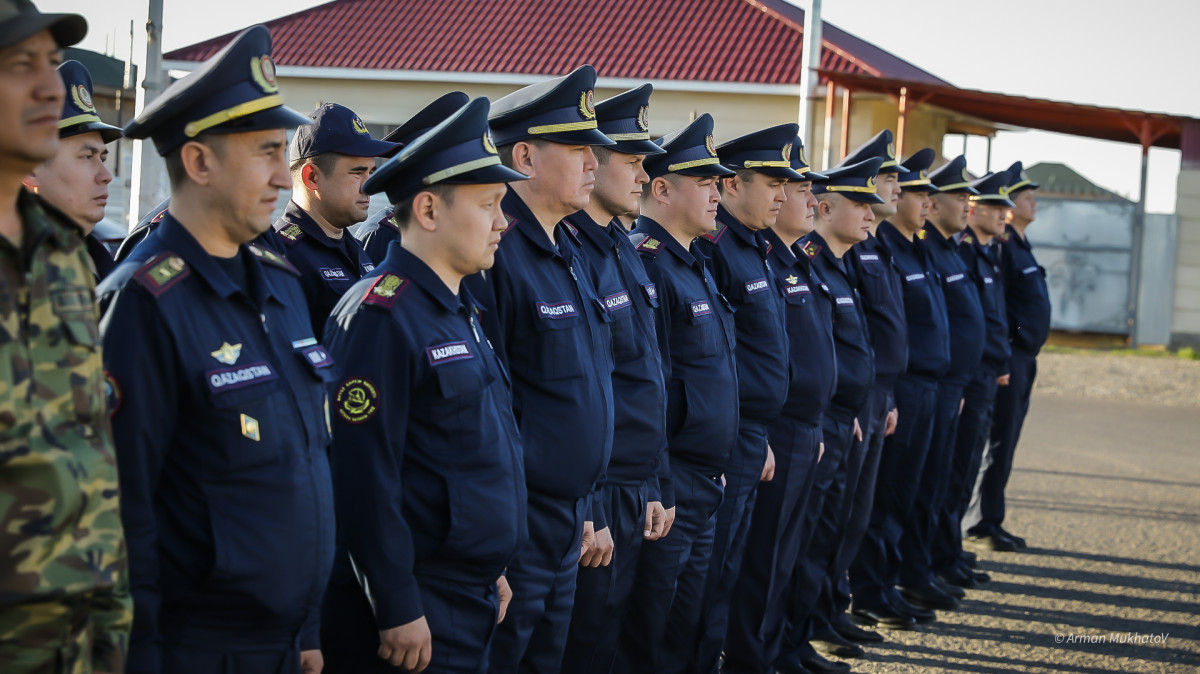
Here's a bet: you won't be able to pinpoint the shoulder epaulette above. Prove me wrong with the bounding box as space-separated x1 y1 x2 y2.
276 223 305 245
133 251 190 296
700 221 726 243
361 273 408 308
632 233 663 256
248 244 299 275
501 213 518 238
802 240 821 259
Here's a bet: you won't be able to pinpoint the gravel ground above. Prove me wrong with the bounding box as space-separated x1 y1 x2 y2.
1034 351 1200 407
832 354 1200 673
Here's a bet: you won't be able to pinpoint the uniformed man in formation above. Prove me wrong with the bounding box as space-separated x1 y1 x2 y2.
1 2 130 671
2 5 1061 667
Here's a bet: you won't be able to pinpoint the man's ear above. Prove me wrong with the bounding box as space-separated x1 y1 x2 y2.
651 176 671 203
411 191 438 232
510 141 536 178
300 163 321 191
180 141 219 187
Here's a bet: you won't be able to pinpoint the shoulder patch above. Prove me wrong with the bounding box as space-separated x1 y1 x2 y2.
133 252 190 296
248 244 299 274
802 241 821 259
277 223 305 243
634 234 663 255
700 221 726 243
362 273 408 308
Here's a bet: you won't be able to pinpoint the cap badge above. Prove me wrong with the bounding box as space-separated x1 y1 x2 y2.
797 145 808 165
72 84 95 112
919 170 928 180
782 142 793 162
636 105 650 131
998 184 1011 196
886 141 896 159
483 132 497 155
352 115 369 135
866 176 878 190
580 90 596 120
705 134 717 157
251 55 278 94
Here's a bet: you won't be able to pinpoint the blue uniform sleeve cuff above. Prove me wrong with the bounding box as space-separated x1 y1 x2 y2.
371 578 425 631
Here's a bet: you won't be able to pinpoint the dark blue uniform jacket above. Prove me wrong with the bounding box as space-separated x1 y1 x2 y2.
98 215 335 669
565 210 667 502
846 232 908 388
799 230 874 416
958 228 1011 374
695 206 788 425
354 206 400 265
322 243 527 630
630 216 738 504
921 223 985 384
466 189 614 516
998 224 1052 355
267 201 375 336
763 227 837 426
876 221 951 379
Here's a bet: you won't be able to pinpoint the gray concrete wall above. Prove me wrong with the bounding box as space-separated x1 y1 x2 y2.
1171 168 1200 348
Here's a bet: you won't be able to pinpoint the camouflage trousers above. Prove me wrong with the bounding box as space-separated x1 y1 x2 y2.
0 596 94 674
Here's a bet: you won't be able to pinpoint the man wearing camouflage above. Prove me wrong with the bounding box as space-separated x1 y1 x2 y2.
0 1 131 672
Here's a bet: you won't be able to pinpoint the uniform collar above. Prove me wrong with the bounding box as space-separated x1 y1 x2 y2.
876 220 915 252
921 221 955 250
156 213 282 306
16 190 80 253
1005 223 1032 250
278 200 348 251
715 205 762 248
761 226 799 269
379 242 462 314
634 215 700 267
565 209 617 253
503 187 572 259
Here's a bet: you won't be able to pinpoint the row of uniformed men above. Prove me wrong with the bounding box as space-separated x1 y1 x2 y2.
0 8 1051 673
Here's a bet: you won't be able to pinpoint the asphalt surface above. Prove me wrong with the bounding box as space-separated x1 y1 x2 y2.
838 392 1200 673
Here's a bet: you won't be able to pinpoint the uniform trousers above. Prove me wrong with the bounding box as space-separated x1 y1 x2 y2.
899 380 966 587
722 419 822 674
965 349 1037 536
693 420 769 674
616 460 723 674
561 481 649 674
848 375 938 608
489 491 587 674
932 367 998 572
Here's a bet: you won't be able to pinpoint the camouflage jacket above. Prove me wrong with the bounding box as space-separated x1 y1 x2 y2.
0 190 131 670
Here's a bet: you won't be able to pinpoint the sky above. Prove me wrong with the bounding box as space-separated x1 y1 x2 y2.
40 0 1199 213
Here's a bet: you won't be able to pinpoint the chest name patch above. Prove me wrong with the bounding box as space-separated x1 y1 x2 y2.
1022 266 1039 275
946 273 965 283
785 283 811 296
858 253 880 262
320 267 348 280
905 273 926 282
427 340 474 366
206 362 277 393
537 301 578 319
835 296 855 307
984 277 995 285
690 300 713 317
745 278 769 294
603 291 632 313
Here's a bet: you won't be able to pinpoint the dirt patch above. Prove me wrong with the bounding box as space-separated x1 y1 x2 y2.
1033 352 1200 408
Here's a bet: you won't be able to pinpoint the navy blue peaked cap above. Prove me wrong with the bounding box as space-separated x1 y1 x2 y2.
594 84 664 156
897 148 938 192
0 0 86 50
58 60 122 143
837 129 907 174
787 135 826 181
124 25 311 155
489 65 614 146
717 123 806 180
642 114 735 180
928 155 979 194
381 91 469 146
363 97 528 205
1004 161 1039 193
290 103 399 161
812 157 886 204
970 170 1015 206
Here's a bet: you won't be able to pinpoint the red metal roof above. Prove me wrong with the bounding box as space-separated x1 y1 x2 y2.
164 0 948 86
818 69 1194 150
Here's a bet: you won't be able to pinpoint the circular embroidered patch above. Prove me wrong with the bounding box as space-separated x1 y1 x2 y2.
104 371 121 417
335 377 379 424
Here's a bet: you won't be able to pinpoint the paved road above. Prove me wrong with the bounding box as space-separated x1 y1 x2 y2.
842 392 1200 673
